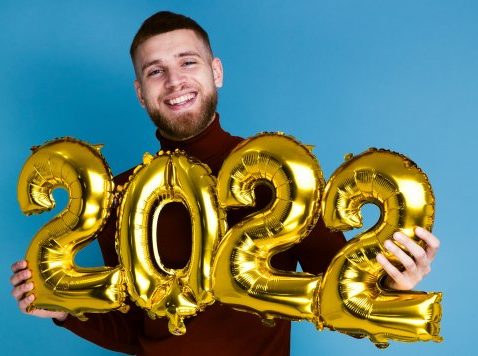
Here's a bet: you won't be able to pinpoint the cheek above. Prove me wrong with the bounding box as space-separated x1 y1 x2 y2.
143 86 162 103
198 75 217 92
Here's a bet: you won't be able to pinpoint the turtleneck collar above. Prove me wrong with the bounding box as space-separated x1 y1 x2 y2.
155 114 241 167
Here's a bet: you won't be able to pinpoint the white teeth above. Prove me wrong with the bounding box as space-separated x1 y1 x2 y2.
167 93 195 105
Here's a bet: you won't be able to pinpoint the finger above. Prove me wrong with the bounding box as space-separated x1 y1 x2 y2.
11 260 27 273
393 233 428 269
9 268 31 287
28 309 52 318
18 294 35 313
384 238 418 273
415 226 440 260
11 282 34 301
28 308 67 320
376 253 406 287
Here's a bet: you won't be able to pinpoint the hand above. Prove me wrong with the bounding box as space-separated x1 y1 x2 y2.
376 227 440 290
10 260 68 321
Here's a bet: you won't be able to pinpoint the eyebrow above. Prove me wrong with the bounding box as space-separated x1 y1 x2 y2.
141 51 202 73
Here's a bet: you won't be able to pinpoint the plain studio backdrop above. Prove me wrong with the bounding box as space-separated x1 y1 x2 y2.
1 1 476 355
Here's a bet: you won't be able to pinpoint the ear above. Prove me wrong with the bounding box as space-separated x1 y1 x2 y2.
212 57 224 88
134 80 145 107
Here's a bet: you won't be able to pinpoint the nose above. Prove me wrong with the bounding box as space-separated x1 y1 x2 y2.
165 69 186 90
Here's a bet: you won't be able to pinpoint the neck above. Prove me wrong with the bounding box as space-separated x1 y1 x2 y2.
155 113 242 175
157 114 216 142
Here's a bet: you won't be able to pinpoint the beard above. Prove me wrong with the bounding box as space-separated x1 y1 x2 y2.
146 90 218 141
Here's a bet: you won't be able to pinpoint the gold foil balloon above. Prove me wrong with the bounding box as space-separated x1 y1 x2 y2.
318 148 442 347
212 133 323 323
117 150 225 335
17 137 127 320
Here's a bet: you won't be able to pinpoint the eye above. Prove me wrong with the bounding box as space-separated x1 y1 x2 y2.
147 68 164 77
182 60 197 67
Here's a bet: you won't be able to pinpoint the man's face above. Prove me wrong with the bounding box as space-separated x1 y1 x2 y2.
133 29 223 141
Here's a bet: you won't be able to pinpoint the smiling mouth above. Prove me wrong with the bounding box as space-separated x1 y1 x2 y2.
165 92 197 107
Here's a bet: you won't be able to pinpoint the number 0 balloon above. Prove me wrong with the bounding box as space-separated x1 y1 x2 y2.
117 150 225 335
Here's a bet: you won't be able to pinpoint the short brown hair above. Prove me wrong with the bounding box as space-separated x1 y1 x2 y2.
130 11 212 61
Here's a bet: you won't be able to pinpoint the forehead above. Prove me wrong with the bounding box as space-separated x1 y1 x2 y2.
134 29 210 64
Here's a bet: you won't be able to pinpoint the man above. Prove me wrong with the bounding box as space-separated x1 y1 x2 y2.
10 11 440 355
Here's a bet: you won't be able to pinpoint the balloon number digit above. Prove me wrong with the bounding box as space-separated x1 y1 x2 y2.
117 151 224 335
212 133 323 322
18 138 442 345
318 149 441 346
17 138 127 319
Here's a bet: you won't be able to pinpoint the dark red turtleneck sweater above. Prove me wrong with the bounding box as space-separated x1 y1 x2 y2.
54 116 346 356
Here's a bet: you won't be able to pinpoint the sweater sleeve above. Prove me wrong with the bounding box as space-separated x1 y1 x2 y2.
53 306 142 355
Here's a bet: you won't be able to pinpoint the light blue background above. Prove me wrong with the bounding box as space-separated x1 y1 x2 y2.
1 1 476 355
